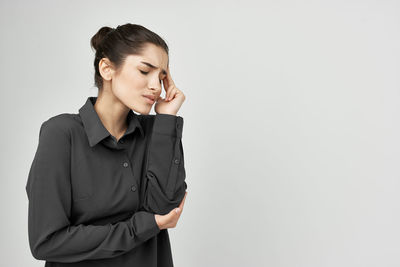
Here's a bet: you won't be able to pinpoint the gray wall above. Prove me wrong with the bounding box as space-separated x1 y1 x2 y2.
1 0 399 266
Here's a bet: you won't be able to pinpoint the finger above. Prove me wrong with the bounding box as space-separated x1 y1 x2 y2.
168 87 178 101
166 87 174 101
165 87 173 101
165 86 172 101
165 66 175 88
165 81 175 100
170 206 180 216
179 192 187 209
162 76 169 95
174 192 187 214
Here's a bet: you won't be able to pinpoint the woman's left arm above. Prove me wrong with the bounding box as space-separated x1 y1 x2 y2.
140 113 187 215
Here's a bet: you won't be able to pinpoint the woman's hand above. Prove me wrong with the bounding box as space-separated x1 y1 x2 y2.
154 66 185 116
154 191 187 230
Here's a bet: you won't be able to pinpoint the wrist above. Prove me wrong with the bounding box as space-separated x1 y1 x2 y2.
156 112 177 116
154 214 163 230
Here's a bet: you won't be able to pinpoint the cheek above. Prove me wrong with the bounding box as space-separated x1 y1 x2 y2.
127 71 147 91
113 72 145 96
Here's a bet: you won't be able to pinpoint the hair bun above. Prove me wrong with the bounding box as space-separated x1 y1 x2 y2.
90 26 114 52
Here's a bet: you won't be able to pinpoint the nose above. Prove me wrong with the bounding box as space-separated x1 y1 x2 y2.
149 82 161 94
149 88 161 99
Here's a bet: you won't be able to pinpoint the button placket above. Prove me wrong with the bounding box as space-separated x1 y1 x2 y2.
121 151 138 195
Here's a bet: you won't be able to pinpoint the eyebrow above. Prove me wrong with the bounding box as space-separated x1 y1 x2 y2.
140 61 167 76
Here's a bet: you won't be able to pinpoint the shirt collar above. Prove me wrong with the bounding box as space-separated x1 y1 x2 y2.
78 96 144 147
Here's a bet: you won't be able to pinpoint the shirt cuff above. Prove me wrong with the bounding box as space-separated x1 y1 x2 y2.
130 211 161 241
153 113 184 137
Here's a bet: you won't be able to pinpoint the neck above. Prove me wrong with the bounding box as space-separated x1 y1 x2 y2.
94 90 129 141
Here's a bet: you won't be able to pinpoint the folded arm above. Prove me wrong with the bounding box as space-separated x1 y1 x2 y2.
140 114 187 215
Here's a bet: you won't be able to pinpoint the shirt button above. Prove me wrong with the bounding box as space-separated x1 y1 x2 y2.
123 162 129 168
174 158 180 164
131 185 137 192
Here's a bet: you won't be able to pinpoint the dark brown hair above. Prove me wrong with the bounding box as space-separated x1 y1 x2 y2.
90 23 169 90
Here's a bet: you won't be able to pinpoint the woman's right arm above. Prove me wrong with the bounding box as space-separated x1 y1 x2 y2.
25 119 160 263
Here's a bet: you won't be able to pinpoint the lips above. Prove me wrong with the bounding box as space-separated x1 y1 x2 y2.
143 94 155 101
143 94 155 104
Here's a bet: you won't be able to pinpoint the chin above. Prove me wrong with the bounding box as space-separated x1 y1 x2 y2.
130 104 152 115
139 109 151 115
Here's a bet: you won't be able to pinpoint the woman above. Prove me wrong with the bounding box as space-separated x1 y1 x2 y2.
25 23 188 267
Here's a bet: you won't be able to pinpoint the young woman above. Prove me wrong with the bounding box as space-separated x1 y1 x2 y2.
25 23 188 267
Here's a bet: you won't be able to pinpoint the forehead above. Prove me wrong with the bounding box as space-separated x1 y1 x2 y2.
125 44 168 70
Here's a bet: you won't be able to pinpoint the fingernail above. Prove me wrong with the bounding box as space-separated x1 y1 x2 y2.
175 208 180 213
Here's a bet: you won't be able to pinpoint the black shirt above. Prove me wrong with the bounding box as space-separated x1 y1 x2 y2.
25 96 187 267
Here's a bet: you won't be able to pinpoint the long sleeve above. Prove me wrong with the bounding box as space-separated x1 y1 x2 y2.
25 119 160 263
141 113 187 215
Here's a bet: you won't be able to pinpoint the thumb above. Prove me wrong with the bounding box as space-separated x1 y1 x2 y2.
166 207 180 217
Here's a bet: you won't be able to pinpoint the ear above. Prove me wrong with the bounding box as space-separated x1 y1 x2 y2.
99 58 115 82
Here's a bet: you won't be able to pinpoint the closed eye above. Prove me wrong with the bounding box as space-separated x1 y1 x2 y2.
140 70 162 83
